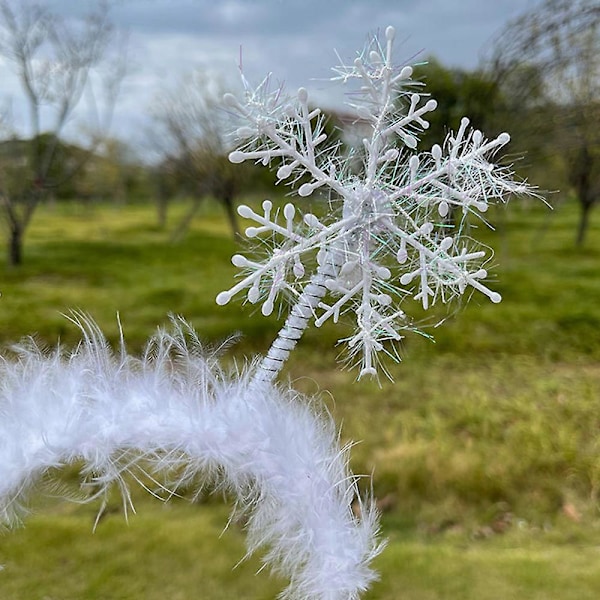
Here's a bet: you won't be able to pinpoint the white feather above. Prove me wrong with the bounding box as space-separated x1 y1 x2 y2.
0 315 383 599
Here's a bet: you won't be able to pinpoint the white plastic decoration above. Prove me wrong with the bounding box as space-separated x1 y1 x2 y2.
219 26 530 380
0 27 532 600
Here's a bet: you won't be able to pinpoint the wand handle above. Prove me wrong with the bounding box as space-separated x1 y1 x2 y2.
254 256 337 383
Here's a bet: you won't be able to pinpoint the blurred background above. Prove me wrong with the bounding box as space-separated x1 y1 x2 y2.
0 1 599 598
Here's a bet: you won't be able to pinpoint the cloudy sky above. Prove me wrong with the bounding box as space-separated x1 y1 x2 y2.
2 0 545 149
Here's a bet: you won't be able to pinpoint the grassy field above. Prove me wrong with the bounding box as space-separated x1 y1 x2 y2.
0 196 599 598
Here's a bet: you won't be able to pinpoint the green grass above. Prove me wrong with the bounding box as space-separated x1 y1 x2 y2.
0 196 599 598
4 504 600 599
1 501 284 600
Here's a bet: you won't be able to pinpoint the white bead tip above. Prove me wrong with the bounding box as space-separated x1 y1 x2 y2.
215 291 232 306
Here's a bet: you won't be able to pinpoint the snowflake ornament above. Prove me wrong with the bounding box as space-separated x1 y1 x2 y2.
218 26 531 381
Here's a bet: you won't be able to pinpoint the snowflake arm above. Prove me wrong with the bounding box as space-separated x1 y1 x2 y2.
216 200 359 317
224 85 346 198
389 122 517 211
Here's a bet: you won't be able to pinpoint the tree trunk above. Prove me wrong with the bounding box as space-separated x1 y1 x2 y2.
156 194 169 230
170 196 203 242
572 144 594 247
576 198 594 247
8 224 23 267
222 193 241 240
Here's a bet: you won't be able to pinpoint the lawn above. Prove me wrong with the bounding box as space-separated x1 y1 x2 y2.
0 196 599 598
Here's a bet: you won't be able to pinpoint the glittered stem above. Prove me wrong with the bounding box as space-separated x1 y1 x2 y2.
253 255 338 384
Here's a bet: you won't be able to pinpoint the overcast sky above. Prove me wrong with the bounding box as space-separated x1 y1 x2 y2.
2 0 546 150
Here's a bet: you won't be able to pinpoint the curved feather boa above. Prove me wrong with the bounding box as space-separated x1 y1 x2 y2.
0 316 382 599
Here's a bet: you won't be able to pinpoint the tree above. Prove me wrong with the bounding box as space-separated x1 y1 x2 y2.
75 138 151 204
486 0 600 245
150 70 252 239
0 0 125 265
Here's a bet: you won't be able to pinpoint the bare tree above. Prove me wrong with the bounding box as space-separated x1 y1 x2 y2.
0 0 125 265
486 0 600 245
150 70 246 240
557 26 600 245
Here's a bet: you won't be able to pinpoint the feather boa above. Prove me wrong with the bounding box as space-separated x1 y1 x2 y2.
0 315 382 599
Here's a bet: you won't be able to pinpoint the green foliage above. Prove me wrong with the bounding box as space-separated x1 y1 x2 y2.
0 134 87 199
0 197 599 597
412 58 503 149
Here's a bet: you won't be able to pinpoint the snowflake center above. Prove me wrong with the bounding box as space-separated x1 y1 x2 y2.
343 185 391 226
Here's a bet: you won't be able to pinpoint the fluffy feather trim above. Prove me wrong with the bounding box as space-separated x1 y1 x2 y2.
0 315 383 599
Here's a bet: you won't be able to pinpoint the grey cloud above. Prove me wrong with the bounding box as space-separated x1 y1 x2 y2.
43 0 544 70
15 0 547 145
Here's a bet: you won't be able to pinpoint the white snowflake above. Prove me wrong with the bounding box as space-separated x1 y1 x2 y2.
217 26 533 381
